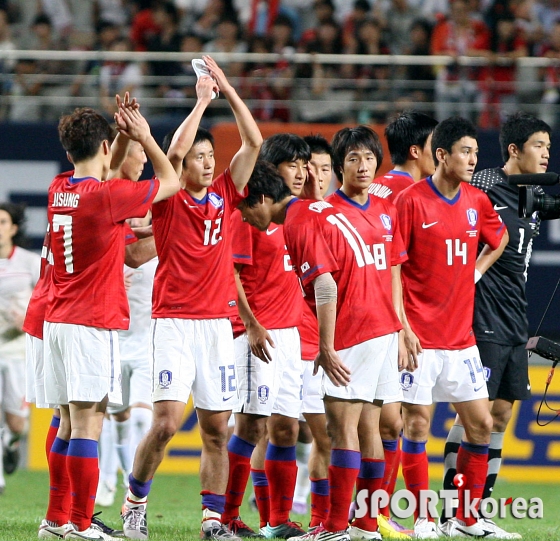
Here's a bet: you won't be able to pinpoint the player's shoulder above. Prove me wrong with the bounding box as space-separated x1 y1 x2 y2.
13 246 41 265
471 167 506 192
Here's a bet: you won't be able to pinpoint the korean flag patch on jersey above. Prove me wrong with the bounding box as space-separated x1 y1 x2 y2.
208 192 224 209
380 213 392 231
466 208 478 228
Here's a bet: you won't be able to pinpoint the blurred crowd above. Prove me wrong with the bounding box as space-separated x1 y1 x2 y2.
2 0 560 127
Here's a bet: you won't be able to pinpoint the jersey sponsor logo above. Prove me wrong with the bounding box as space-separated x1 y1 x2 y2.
266 227 279 235
208 192 224 209
400 372 414 390
228 300 237 307
368 183 392 199
380 213 392 231
422 221 438 229
257 385 270 404
494 204 508 211
474 384 485 392
467 208 478 228
52 192 80 208
159 370 172 389
184 199 198 208
309 201 333 213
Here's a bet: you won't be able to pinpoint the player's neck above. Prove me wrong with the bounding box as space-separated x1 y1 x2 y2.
184 184 207 200
393 163 421 182
0 243 13 259
73 162 104 182
502 161 522 176
272 196 295 224
340 185 368 205
431 170 461 199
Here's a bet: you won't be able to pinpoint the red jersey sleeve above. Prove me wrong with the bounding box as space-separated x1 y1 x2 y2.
123 222 138 246
231 209 253 266
108 177 159 224
390 211 408 265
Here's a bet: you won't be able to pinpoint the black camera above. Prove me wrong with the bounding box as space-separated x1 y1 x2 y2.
508 172 560 218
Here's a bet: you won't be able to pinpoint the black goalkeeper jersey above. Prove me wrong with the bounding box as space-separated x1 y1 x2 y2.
471 167 541 345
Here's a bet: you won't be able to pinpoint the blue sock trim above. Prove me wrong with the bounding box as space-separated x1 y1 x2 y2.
311 478 329 496
331 449 361 469
202 493 226 514
67 438 97 458
382 439 398 452
129 474 153 499
265 443 296 462
402 437 426 455
228 435 255 458
51 437 69 456
51 416 61 428
251 470 268 487
461 441 489 455
358 459 385 479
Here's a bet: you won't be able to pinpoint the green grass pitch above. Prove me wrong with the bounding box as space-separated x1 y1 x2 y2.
1 471 559 540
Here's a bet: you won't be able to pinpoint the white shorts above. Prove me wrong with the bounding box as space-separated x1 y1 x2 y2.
301 361 325 414
323 333 400 402
25 334 54 409
399 345 489 405
151 318 239 411
0 356 28 417
44 322 122 408
234 327 303 418
108 356 152 414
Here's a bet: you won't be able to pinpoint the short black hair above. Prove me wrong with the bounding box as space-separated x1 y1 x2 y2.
241 160 293 208
0 202 28 247
499 112 551 163
385 111 438 165
162 126 214 155
304 133 332 159
331 125 383 182
259 133 311 166
431 116 477 163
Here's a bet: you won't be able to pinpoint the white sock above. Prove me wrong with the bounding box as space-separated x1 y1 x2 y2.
129 407 153 456
293 441 312 504
98 418 118 487
115 419 132 479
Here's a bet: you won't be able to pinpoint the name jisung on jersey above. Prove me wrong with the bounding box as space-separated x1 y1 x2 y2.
52 193 80 208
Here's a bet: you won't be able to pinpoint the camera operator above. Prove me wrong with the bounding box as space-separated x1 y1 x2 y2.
441 113 554 530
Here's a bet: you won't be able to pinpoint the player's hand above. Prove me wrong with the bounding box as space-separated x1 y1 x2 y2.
196 76 219 103
403 326 422 371
314 347 351 387
397 330 408 372
115 102 151 144
115 91 139 111
9 307 25 332
301 163 323 200
124 270 134 292
203 55 231 94
247 322 275 363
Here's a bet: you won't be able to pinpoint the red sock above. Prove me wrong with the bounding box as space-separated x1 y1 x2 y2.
380 439 400 517
67 439 99 531
265 444 297 526
251 469 270 527
401 438 429 521
45 438 71 526
310 478 329 528
352 459 385 532
223 436 254 523
324 449 360 533
45 415 60 459
455 443 489 527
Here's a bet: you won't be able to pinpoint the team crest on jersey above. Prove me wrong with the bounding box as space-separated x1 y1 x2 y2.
400 372 414 390
257 385 270 404
228 299 237 307
466 208 478 228
159 370 172 389
379 214 392 231
208 192 224 209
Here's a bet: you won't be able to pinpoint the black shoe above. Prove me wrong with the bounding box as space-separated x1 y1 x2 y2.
227 517 264 538
3 441 20 475
92 512 125 538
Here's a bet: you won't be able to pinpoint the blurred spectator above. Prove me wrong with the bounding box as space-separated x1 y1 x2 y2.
185 0 239 42
37 0 73 42
478 13 527 127
203 16 247 78
341 0 371 49
300 0 336 47
99 37 143 116
147 1 182 78
531 0 560 35
0 7 15 75
269 13 297 54
540 20 560 126
93 0 129 28
430 0 491 121
130 0 161 51
380 0 422 54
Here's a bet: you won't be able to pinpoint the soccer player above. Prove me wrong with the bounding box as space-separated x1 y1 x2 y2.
394 117 511 539
369 111 438 202
367 111 438 538
0 202 40 492
441 113 555 532
39 99 180 541
121 56 262 541
239 143 404 541
224 133 310 539
324 125 409 541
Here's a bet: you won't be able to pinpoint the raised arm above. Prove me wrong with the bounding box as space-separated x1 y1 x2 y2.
204 55 263 193
115 98 180 203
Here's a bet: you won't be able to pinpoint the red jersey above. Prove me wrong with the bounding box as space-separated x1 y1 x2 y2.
395 176 505 350
300 302 319 361
369 170 415 202
283 198 403 351
24 220 138 340
151 170 244 319
46 172 156 330
230 209 303 337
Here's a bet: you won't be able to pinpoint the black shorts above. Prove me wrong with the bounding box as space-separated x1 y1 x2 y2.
477 341 531 401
